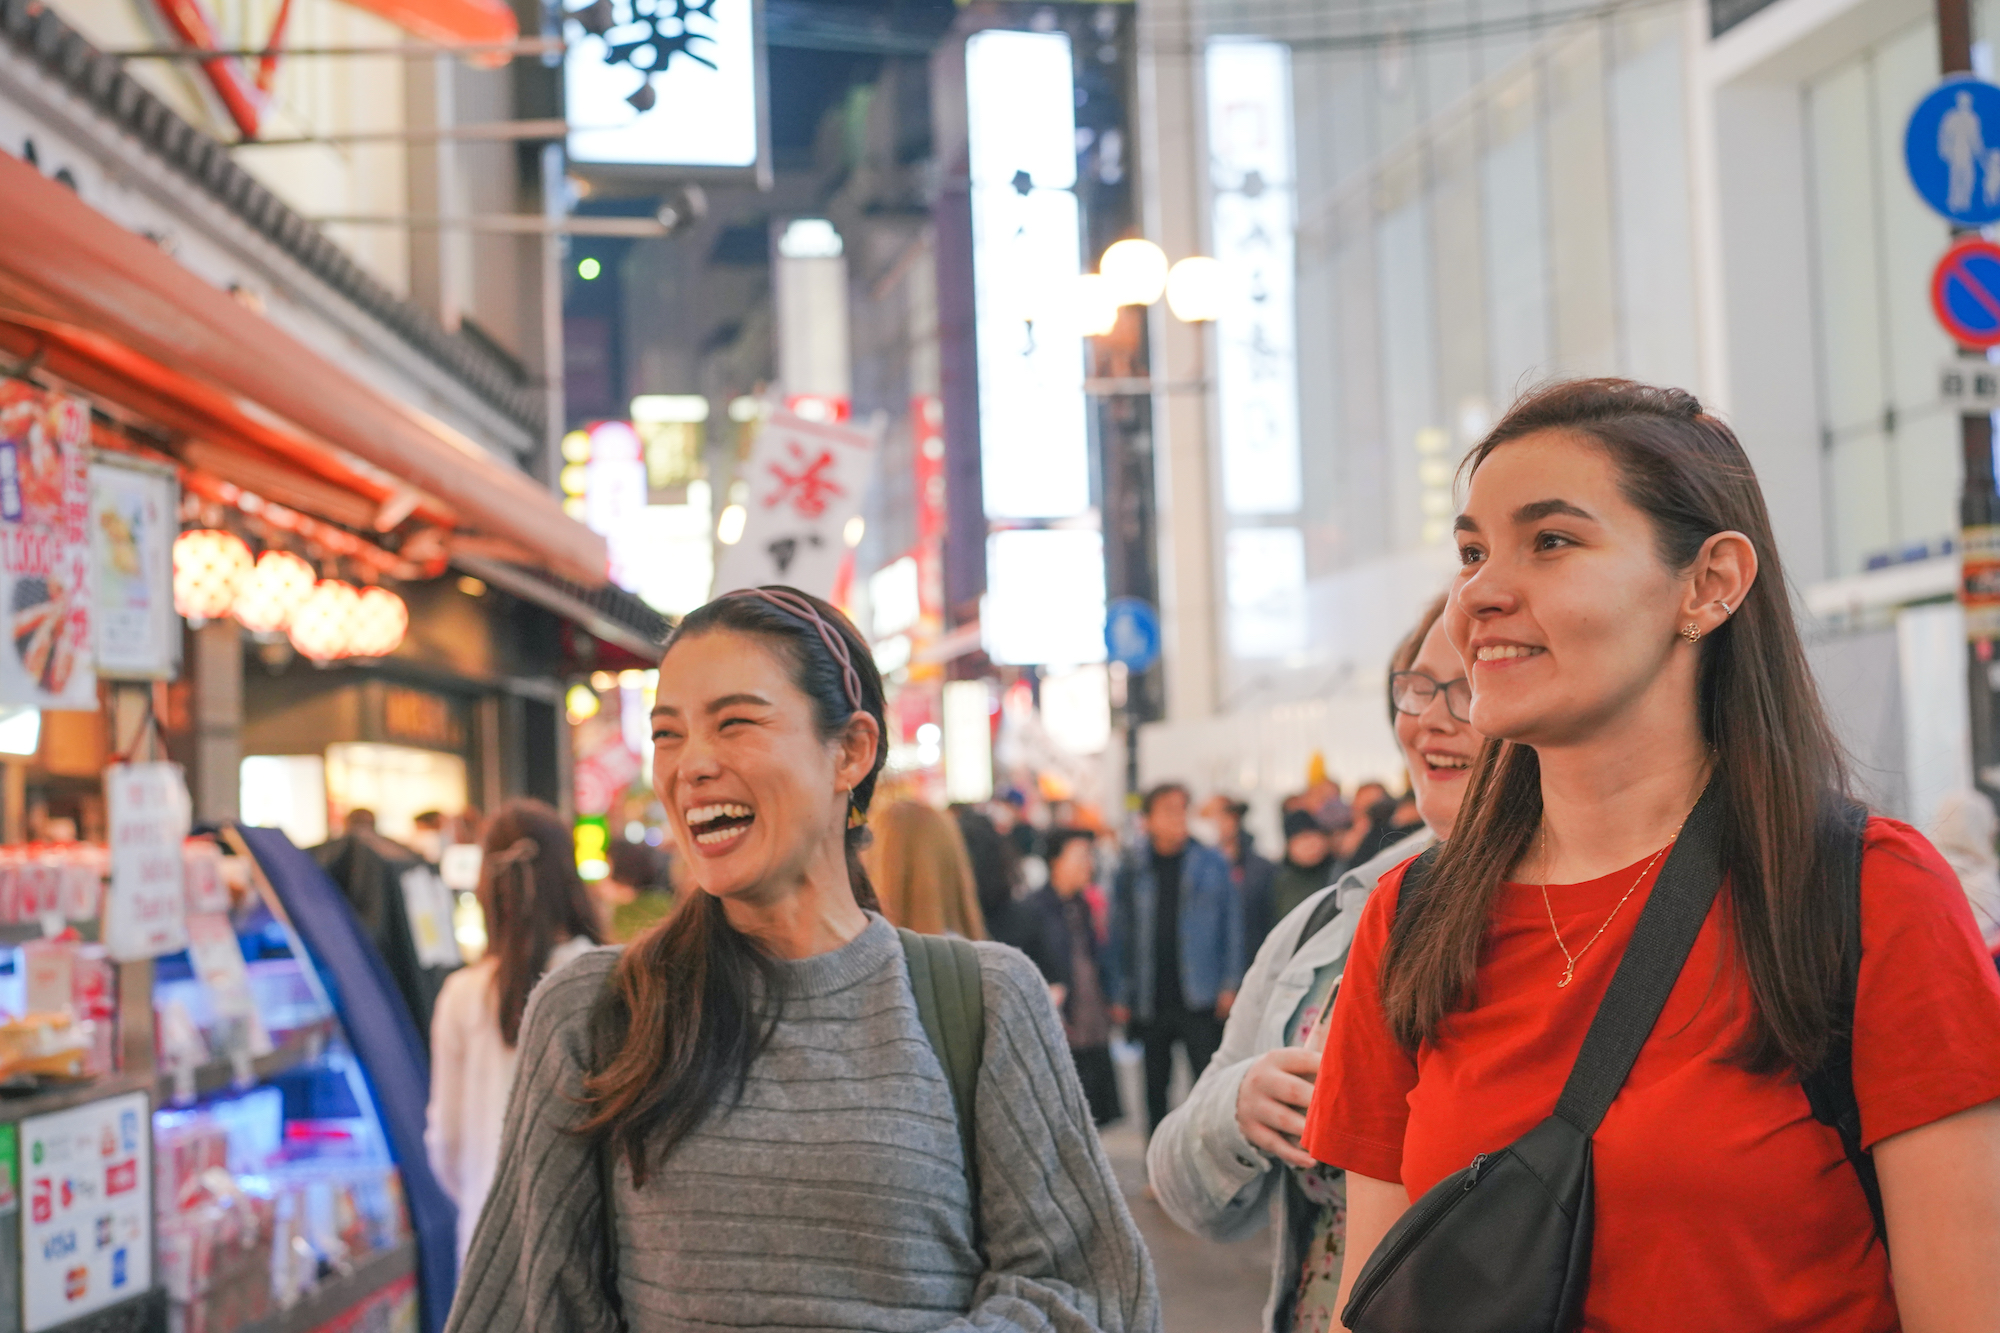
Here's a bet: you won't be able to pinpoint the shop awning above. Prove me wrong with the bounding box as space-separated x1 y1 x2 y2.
0 153 606 586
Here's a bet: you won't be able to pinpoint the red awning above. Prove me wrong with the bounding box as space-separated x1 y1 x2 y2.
0 153 605 586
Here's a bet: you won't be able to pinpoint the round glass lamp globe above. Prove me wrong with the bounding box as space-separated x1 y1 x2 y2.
349 587 409 659
172 530 253 621
1165 256 1227 323
233 550 316 635
1074 274 1121 337
1099 238 1169 307
289 580 361 662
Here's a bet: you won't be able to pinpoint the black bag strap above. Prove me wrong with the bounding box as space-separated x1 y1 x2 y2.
1553 779 1728 1134
1291 889 1346 959
1799 803 1886 1247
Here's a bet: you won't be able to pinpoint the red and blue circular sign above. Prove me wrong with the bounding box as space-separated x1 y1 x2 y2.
1932 238 2000 348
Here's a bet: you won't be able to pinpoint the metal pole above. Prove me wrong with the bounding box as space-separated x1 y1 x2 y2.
1940 0 2000 794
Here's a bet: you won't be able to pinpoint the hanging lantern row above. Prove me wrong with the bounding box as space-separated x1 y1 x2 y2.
172 531 409 661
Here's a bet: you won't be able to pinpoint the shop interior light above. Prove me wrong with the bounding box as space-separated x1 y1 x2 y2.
566 683 601 722
0 707 40 758
717 503 747 545
562 497 586 519
348 587 409 659
1164 255 1227 324
289 579 361 662
844 516 866 548
578 256 602 280
1099 238 1169 307
559 464 590 497
173 529 254 621
630 394 711 424
1074 274 1121 337
561 431 593 464
727 396 762 423
231 550 316 635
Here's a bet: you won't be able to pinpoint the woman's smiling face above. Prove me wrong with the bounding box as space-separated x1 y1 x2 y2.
650 628 872 905
1395 617 1478 838
1447 430 1692 749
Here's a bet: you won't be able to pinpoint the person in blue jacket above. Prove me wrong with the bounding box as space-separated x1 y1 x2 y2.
1108 782 1245 1137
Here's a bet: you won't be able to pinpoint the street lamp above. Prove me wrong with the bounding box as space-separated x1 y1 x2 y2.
1164 256 1225 324
1100 239 1169 307
1083 242 1223 337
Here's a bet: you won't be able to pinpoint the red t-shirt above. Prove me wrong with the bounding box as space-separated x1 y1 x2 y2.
1301 816 2000 1332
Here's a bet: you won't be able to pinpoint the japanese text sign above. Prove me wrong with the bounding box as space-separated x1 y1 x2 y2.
103 763 190 961
713 410 875 600
0 384 93 707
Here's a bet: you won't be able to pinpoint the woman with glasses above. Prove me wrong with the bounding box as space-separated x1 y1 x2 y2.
1144 592 1480 1332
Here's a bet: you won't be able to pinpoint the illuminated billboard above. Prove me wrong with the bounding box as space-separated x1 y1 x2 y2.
565 0 767 174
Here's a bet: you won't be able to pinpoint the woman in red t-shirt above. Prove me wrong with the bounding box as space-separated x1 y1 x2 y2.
1303 378 2000 1332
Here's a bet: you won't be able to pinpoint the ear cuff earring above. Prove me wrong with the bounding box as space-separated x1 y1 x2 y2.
1680 622 1703 643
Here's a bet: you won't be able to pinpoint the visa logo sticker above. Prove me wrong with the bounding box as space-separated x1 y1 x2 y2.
41 1229 75 1261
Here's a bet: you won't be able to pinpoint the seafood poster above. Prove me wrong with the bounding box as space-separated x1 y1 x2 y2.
88 460 176 680
0 384 93 708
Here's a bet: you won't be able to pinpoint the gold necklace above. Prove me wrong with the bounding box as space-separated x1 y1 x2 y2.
1536 821 1684 989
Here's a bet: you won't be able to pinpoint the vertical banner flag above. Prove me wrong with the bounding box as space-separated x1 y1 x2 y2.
0 385 93 707
103 762 191 961
713 410 875 600
89 460 177 680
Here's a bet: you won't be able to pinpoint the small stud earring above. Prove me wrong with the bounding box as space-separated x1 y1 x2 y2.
1680 622 1703 643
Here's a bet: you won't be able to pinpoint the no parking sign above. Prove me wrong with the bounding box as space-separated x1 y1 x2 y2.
1931 238 2000 348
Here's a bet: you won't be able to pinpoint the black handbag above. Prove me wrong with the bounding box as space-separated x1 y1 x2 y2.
1339 780 1728 1333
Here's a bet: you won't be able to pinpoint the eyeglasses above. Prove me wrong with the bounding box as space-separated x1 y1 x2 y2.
1390 671 1472 724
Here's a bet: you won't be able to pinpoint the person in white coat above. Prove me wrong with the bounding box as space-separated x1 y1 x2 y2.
426 799 604 1263
1146 596 1477 1332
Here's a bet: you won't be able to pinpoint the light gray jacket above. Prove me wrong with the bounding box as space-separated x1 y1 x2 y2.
1144 829 1434 1332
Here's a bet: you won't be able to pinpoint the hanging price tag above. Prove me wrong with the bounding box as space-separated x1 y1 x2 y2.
102 762 189 961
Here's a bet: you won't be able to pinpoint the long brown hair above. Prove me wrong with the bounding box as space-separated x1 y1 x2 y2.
1381 379 1852 1075
478 799 604 1047
865 801 988 939
580 588 888 1183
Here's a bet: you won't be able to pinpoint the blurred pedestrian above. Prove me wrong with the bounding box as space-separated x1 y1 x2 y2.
427 798 603 1264
955 804 1028 949
1018 827 1123 1125
593 840 675 943
1330 782 1389 871
865 799 988 939
1933 788 2000 948
1311 380 2000 1324
446 588 1158 1332
1148 592 1467 1329
1205 794 1277 957
1108 782 1244 1137
1270 809 1336 924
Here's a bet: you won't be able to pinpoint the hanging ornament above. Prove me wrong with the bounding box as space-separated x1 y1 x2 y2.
172 530 253 621
232 550 316 635
348 587 409 658
288 579 360 662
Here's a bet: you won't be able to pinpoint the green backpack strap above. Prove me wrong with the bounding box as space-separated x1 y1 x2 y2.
898 928 985 1217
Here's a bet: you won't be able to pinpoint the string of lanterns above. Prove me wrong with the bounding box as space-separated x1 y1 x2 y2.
171 530 409 661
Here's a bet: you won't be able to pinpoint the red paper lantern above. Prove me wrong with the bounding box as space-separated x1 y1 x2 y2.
348 587 408 658
288 580 360 662
172 530 253 621
232 550 316 635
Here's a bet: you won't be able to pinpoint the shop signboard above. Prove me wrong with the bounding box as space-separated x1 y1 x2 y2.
0 384 94 709
103 762 190 961
88 458 177 681
712 410 874 601
19 1090 151 1332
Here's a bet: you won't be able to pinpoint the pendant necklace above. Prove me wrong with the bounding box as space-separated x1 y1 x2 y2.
1536 818 1685 989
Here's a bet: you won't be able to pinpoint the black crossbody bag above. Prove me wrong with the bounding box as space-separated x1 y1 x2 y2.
1341 784 1880 1333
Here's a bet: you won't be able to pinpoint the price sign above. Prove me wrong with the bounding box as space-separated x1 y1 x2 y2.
103 763 190 961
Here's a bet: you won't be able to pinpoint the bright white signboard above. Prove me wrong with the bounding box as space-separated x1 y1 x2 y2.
1207 40 1301 517
983 529 1107 666
566 0 761 169
965 29 1091 520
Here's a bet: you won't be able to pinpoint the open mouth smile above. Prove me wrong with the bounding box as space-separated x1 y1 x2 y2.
1422 751 1472 774
687 802 755 852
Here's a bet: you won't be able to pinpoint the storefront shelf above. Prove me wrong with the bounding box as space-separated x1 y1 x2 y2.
156 1018 339 1109
0 1070 153 1124
234 1242 415 1333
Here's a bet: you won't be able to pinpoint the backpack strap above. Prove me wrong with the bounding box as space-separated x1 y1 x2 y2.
899 928 986 1226
1290 889 1346 960
1798 803 1886 1250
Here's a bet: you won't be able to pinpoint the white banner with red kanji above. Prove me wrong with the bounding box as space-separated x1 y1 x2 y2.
713 410 875 601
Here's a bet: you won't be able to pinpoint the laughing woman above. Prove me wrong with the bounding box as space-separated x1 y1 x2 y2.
446 587 1158 1333
1307 380 2000 1331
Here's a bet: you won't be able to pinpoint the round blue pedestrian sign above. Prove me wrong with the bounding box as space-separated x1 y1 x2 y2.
1906 77 2000 225
1104 597 1161 673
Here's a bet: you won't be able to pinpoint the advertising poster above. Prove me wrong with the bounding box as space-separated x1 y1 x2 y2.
711 411 874 601
103 762 191 961
20 1091 151 1332
89 460 177 680
0 384 93 708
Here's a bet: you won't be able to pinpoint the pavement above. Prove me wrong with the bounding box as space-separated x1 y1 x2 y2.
1097 1049 1273 1333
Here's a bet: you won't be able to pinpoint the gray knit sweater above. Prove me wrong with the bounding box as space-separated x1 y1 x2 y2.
445 915 1161 1332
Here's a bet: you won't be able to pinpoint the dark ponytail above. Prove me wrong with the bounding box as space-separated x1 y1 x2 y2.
579 587 888 1183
